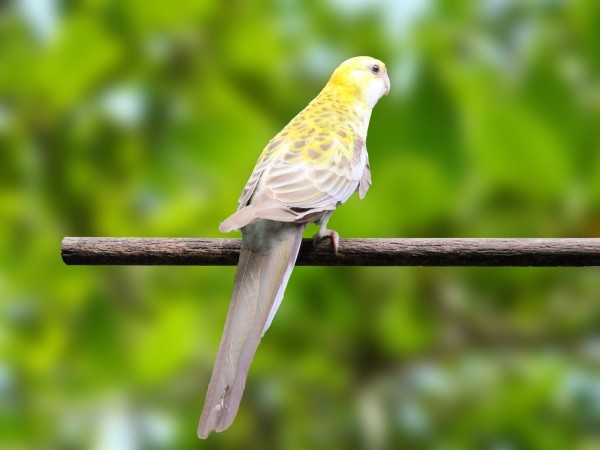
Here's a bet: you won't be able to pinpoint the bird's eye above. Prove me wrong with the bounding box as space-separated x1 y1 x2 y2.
371 64 380 74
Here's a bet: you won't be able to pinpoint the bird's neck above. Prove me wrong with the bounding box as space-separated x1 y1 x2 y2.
315 84 373 135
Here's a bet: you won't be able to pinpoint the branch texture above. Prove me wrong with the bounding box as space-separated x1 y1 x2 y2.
61 237 600 266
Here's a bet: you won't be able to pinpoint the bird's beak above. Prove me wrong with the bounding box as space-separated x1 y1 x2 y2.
383 72 391 96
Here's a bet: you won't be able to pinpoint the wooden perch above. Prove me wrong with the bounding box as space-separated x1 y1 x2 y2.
61 237 600 266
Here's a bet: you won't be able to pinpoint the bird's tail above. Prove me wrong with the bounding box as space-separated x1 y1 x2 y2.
198 221 306 438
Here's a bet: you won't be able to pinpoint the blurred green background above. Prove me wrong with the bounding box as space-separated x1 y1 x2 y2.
2 0 600 448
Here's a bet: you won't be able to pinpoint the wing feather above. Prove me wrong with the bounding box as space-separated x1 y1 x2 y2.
223 130 368 230
265 141 363 208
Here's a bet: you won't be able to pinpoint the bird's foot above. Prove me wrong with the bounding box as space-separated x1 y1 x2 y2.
313 228 340 254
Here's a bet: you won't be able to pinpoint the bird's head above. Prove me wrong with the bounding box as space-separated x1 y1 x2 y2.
328 56 390 107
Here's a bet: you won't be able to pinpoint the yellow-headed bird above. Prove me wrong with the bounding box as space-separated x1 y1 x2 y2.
199 56 390 438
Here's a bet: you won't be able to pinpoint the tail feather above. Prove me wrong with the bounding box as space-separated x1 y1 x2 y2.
198 221 306 438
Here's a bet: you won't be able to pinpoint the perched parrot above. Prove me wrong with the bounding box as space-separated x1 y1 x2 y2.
198 56 390 438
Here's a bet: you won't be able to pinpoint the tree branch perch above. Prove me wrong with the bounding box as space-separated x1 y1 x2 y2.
61 237 600 266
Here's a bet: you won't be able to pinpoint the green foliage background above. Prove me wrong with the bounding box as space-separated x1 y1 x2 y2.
2 0 600 448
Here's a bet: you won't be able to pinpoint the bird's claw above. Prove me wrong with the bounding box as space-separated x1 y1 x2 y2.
313 229 340 254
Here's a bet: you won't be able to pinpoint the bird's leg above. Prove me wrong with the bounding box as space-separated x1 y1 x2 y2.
314 227 340 253
312 213 340 254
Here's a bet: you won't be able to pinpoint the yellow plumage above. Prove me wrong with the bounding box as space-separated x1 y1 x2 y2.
220 56 390 237
199 56 389 438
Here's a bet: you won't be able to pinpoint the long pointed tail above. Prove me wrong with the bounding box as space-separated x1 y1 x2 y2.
198 221 306 438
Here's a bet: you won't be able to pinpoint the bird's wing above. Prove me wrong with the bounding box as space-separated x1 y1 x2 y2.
235 133 293 211
358 157 371 199
220 134 367 232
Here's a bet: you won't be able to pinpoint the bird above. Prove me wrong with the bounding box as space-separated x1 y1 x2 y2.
198 56 390 438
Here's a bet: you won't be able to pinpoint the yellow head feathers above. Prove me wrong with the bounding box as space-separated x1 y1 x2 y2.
327 56 390 107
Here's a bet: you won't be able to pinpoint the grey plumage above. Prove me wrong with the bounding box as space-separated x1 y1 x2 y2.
198 220 306 438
